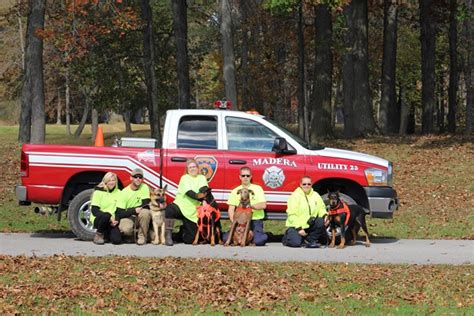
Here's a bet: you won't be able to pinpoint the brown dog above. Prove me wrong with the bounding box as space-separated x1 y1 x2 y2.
149 185 167 245
327 191 370 249
225 188 254 247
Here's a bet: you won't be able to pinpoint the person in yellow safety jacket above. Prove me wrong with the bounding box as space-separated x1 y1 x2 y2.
225 166 268 246
115 168 151 245
90 172 122 245
283 176 329 248
164 159 211 246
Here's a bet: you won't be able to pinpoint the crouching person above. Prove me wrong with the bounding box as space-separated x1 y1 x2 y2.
90 172 122 245
164 159 209 246
282 176 328 248
115 168 152 245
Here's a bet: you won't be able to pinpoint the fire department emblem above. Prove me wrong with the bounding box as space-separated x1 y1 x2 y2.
263 166 285 189
194 156 218 182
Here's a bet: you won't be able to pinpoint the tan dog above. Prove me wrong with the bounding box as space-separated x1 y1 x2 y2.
225 188 254 247
149 185 167 245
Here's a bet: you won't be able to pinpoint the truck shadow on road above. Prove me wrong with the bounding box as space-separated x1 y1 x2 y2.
31 231 76 239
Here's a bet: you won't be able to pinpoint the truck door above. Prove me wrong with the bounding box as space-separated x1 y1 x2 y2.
223 116 306 213
162 114 226 203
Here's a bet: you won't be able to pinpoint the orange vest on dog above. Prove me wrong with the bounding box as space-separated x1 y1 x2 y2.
196 204 220 239
328 202 350 226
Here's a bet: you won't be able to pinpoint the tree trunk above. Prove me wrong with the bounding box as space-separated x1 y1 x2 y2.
447 0 458 133
17 0 25 70
29 0 46 144
74 94 90 138
123 110 132 136
379 0 398 134
220 0 237 107
297 2 306 139
310 4 333 140
56 87 61 124
240 1 250 110
19 0 46 144
420 0 436 134
172 0 190 109
65 72 71 136
437 71 445 133
398 84 408 135
465 0 473 134
91 108 98 141
342 3 355 138
141 0 161 144
352 0 376 136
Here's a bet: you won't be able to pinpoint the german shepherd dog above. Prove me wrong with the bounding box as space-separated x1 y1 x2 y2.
149 185 167 245
192 186 222 246
327 191 371 249
224 188 254 247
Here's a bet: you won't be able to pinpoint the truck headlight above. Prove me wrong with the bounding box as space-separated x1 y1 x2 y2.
365 168 388 186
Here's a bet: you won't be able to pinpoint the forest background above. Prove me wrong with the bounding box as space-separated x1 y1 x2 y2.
0 1 473 314
0 0 472 144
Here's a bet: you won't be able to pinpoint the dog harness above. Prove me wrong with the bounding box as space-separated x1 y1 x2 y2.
329 201 350 225
196 204 221 240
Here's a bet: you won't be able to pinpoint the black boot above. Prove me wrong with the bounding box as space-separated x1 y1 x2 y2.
165 219 174 246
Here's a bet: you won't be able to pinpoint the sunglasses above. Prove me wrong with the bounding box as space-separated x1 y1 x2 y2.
240 174 251 178
132 175 143 179
301 183 312 186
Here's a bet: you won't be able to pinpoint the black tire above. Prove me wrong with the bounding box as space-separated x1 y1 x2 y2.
67 189 96 241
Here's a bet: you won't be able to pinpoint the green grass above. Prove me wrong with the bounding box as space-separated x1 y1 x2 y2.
0 124 473 239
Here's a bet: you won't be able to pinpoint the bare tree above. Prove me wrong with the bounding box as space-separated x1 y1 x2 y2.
221 0 237 107
342 3 355 138
310 3 333 139
447 0 458 133
19 0 46 144
142 0 161 143
296 1 306 140
172 0 190 109
464 0 473 134
379 0 398 134
352 0 376 136
420 0 436 133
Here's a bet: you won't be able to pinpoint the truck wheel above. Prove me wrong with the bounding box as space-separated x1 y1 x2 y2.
68 189 96 241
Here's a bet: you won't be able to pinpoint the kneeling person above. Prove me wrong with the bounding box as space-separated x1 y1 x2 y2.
116 168 151 245
283 176 328 248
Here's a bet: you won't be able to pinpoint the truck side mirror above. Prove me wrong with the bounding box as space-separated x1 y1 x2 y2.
272 137 296 154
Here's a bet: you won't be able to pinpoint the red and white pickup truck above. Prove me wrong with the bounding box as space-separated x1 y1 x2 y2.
16 108 398 240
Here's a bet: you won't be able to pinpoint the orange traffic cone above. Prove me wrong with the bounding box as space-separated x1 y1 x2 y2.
94 126 104 147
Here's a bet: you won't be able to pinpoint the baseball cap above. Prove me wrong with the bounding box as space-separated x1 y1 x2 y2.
131 168 144 177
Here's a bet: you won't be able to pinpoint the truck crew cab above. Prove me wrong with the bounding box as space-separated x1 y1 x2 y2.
16 107 398 240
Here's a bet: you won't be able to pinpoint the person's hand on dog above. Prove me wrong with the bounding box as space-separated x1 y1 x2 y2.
110 218 119 226
298 229 307 237
135 207 142 214
324 217 330 227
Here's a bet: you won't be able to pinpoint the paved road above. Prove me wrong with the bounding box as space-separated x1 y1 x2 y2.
1 233 472 265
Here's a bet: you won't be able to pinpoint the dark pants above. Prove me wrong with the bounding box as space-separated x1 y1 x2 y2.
282 218 326 248
223 219 268 246
93 212 122 244
165 203 197 244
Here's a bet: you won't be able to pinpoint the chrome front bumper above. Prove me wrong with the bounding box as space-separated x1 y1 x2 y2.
364 187 399 219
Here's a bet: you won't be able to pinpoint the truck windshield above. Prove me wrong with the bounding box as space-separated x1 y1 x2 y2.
263 117 325 150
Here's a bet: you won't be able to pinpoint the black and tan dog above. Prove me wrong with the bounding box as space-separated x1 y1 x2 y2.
327 191 370 249
192 186 222 246
224 188 253 247
149 185 167 245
